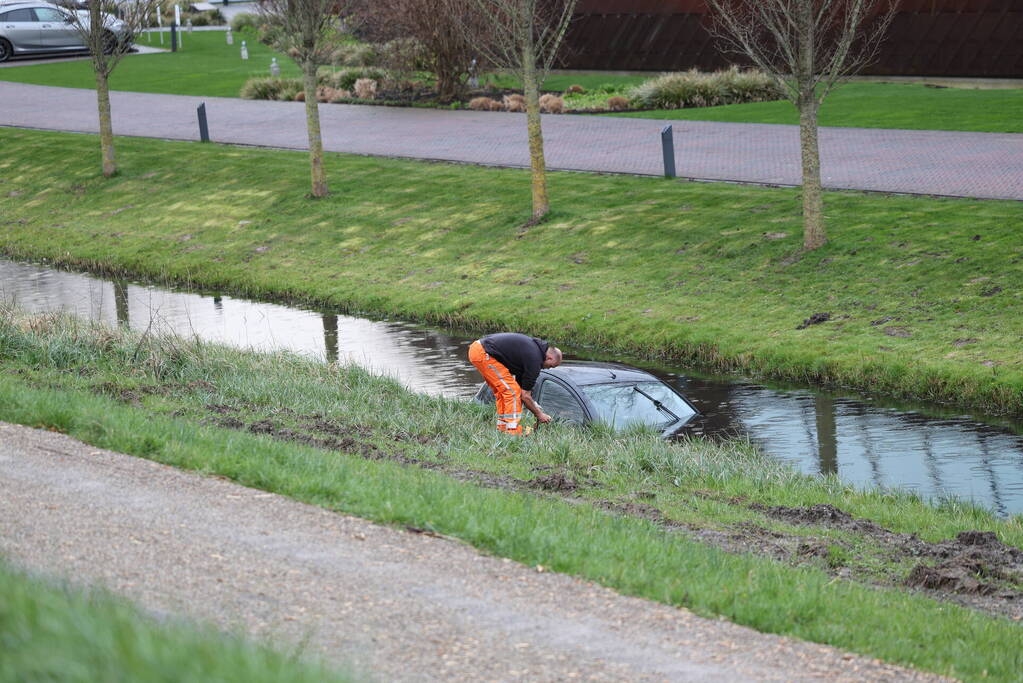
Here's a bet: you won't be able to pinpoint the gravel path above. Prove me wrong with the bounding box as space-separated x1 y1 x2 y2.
0 422 950 682
0 81 1020 200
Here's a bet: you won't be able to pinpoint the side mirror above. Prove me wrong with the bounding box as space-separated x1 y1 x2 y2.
64 14 74 22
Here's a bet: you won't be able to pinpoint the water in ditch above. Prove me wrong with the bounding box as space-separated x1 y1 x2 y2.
3 258 1022 516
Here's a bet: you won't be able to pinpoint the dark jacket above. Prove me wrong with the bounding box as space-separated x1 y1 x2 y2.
480 333 549 391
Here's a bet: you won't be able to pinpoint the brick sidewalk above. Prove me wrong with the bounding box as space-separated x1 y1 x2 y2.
2 81 1020 200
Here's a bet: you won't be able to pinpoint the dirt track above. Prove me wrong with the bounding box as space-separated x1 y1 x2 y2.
0 421 947 681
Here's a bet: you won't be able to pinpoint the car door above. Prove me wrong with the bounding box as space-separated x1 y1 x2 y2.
33 6 81 50
535 377 588 425
0 7 43 52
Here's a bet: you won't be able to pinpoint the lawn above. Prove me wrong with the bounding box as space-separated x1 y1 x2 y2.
0 29 299 97
610 81 1023 133
2 310 1021 682
0 558 353 683
1 128 1021 416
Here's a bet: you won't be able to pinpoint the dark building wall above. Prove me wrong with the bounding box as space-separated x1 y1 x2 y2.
563 0 1023 77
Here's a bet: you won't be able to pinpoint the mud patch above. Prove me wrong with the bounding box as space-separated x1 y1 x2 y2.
531 472 581 493
796 312 830 330
751 503 1023 617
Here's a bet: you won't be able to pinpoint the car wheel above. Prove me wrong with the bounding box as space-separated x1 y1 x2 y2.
0 38 13 63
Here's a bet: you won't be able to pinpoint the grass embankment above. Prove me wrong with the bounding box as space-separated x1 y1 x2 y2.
0 559 352 683
1 310 1021 681
611 81 1023 133
1 127 1021 415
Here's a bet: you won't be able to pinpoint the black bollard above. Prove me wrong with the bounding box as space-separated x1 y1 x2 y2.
661 125 676 178
170 23 177 52
197 103 210 142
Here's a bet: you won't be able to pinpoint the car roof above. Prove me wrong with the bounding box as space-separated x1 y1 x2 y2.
542 361 661 387
0 1 59 7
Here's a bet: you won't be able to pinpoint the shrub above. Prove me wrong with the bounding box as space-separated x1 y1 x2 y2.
606 95 630 111
239 76 302 101
331 42 381 67
539 93 564 114
294 91 305 102
328 90 353 103
565 84 586 94
354 78 378 99
469 97 500 111
229 12 260 33
321 66 388 91
503 94 526 112
629 68 783 109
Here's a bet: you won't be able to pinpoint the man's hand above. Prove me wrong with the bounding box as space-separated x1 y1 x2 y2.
536 412 552 424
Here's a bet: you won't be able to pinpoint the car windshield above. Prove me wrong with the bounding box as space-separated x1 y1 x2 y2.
580 381 696 429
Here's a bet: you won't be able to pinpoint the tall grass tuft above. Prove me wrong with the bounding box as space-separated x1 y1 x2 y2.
629 67 783 110
0 560 353 682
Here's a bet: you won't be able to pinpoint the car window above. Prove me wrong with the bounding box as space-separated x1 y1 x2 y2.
581 381 696 429
34 7 66 21
1 8 36 20
537 379 586 424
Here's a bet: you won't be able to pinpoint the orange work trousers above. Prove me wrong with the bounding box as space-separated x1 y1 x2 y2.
469 340 523 435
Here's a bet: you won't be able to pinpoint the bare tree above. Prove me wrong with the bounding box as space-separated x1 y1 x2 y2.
461 0 578 223
63 0 159 177
355 0 492 103
705 0 896 250
260 0 354 197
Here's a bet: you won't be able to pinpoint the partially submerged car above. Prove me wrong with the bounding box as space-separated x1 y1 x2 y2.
473 361 699 437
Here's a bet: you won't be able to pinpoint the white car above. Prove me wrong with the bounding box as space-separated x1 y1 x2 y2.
0 0 131 62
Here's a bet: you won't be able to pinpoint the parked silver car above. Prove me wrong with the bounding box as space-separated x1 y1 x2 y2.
0 0 130 62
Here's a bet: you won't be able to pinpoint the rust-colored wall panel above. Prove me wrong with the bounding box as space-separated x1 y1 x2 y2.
563 0 1023 77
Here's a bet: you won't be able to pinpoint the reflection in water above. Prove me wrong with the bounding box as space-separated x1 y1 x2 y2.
815 396 838 476
2 258 1023 516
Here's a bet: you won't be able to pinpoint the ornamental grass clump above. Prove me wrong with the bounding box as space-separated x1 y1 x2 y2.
469 96 501 111
629 68 783 109
323 66 388 91
229 11 260 32
239 76 303 101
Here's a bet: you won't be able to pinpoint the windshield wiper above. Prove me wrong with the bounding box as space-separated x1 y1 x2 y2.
633 385 681 424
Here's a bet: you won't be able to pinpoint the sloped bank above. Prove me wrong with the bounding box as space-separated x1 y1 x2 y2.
0 127 1021 417
1 307 1022 681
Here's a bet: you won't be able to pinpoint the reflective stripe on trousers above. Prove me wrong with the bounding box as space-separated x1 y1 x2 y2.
468 340 523 435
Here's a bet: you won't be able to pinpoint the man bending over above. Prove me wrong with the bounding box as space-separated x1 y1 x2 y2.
468 332 563 435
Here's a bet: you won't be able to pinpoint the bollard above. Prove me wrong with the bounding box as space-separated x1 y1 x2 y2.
170 23 177 52
661 125 676 178
197 102 210 143
240 40 248 60
226 27 233 45
270 57 280 77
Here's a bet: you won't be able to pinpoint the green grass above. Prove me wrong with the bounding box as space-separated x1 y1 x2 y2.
0 312 1021 682
0 559 353 683
1 127 1021 417
611 82 1023 133
0 29 299 97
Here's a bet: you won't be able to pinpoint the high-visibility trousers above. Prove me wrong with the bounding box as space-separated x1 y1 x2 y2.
469 340 523 435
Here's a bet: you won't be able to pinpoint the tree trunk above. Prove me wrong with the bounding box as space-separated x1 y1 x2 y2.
521 43 549 221
94 69 117 178
303 61 328 198
796 0 825 251
798 97 826 251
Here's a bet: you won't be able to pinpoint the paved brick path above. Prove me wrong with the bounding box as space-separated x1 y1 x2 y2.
2 81 1021 200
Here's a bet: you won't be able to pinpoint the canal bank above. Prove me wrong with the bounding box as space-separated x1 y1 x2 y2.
4 257 1023 516
1 305 1022 681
